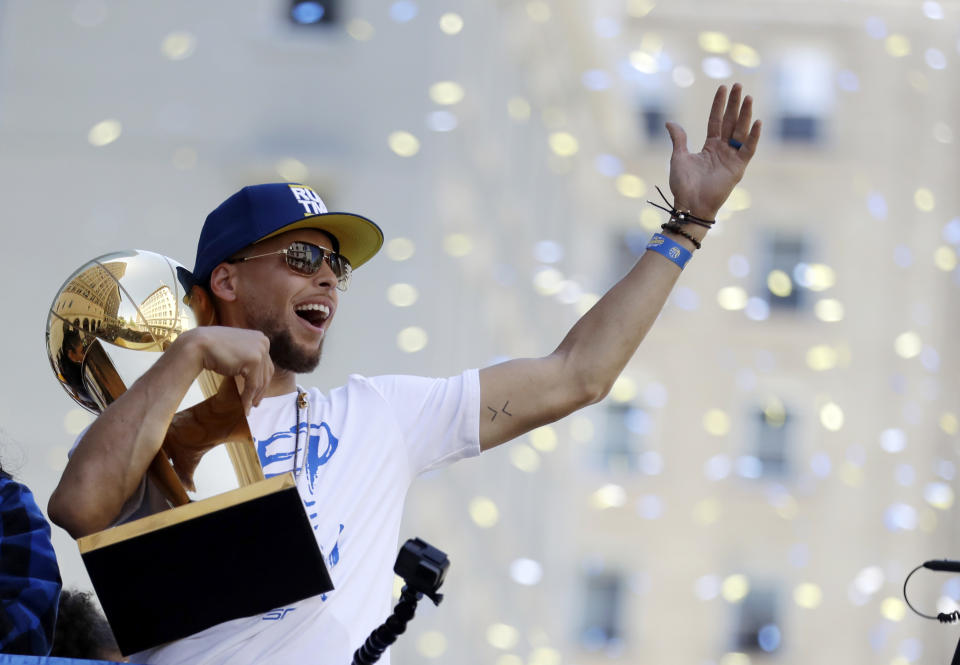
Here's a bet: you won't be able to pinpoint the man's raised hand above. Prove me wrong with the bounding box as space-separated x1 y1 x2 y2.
664 83 762 220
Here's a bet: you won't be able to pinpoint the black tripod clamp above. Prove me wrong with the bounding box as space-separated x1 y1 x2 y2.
351 538 450 665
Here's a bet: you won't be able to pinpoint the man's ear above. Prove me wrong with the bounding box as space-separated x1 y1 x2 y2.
208 264 239 304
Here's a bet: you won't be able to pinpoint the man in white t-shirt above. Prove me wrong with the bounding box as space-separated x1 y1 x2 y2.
49 84 761 664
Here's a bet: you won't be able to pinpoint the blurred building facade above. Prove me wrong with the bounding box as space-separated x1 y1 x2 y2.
399 2 960 665
0 1 957 664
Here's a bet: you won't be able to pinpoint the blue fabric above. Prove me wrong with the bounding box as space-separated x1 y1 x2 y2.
0 656 136 664
0 476 62 656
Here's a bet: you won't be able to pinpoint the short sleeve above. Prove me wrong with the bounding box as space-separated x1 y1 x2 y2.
68 430 170 526
0 477 62 655
111 475 172 524
365 369 481 475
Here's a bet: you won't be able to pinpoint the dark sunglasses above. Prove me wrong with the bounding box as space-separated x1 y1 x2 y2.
227 241 352 292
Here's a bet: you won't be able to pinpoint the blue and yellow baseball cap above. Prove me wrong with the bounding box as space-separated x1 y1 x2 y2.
179 183 383 290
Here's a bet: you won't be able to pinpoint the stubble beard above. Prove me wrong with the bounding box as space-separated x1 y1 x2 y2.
267 327 323 374
246 305 323 374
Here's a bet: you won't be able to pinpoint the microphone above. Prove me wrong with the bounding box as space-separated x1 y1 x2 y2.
905 560 960 665
923 560 960 573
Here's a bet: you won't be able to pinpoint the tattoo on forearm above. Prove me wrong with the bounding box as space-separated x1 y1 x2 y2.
487 400 514 422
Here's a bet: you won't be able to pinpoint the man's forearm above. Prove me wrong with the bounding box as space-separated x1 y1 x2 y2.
553 232 701 403
49 333 204 538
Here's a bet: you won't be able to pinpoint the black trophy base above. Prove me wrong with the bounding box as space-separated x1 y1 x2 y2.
78 473 333 655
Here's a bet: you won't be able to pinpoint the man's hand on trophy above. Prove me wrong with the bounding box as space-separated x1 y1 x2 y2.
183 327 275 413
157 327 274 490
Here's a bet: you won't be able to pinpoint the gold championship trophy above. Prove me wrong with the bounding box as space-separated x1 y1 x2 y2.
46 249 333 655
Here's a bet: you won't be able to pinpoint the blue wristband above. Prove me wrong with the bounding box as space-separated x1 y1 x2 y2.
646 233 692 269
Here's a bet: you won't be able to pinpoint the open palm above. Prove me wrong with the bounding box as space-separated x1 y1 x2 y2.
665 84 762 220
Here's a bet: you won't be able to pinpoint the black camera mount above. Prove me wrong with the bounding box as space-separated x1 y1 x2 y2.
351 538 450 665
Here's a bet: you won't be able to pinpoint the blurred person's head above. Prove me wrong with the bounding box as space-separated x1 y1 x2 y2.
0 440 16 479
60 324 84 365
50 588 124 661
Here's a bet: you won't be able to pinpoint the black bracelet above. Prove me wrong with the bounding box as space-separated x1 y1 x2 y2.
671 212 714 229
647 186 716 228
661 222 702 250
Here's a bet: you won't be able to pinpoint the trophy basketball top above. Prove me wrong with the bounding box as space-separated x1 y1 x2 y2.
46 249 196 413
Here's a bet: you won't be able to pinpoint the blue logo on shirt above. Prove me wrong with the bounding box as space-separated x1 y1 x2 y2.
257 422 339 493
328 523 344 567
263 608 297 621
256 421 344 607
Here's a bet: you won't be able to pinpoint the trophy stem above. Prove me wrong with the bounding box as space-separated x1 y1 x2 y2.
195 370 265 487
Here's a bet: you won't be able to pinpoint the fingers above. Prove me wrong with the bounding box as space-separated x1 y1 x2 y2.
225 333 272 414
665 122 689 157
237 367 265 414
714 83 761 160
239 342 273 413
732 94 753 143
255 355 274 407
739 119 763 159
236 373 254 414
720 83 743 139
705 85 727 139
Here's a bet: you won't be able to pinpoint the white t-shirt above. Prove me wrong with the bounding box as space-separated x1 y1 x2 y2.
129 370 481 665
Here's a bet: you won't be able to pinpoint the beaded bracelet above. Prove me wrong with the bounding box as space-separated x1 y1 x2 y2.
646 233 692 269
661 221 702 250
647 186 716 229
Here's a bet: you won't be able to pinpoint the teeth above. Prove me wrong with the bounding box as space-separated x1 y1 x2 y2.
295 303 330 318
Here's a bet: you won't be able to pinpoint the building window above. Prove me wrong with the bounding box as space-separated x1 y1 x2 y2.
779 115 819 142
596 404 646 471
289 0 337 25
752 402 791 478
732 582 782 654
762 232 809 311
640 107 667 143
776 49 833 144
580 570 625 650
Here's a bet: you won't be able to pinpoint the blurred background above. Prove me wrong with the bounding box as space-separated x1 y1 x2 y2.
1 0 959 663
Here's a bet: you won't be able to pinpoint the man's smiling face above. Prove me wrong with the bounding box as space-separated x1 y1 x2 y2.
226 228 341 373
